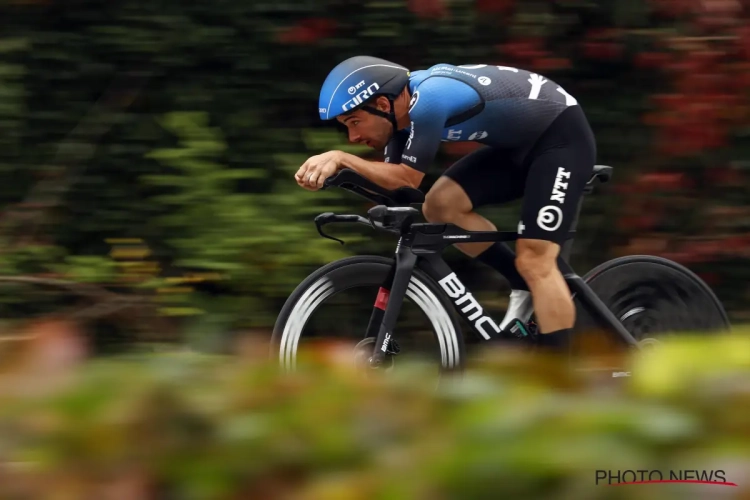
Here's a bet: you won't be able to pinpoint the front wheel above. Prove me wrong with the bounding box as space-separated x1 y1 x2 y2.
271 255 466 376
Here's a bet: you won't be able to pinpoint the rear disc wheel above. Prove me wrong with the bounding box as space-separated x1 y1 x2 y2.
572 255 730 368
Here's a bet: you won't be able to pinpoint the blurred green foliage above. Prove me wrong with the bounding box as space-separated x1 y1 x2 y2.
0 0 748 345
1 333 749 498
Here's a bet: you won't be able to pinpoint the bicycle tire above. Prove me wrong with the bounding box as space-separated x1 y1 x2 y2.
574 254 731 343
271 255 465 373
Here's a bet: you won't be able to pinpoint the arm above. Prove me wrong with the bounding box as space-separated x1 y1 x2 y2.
335 152 425 190
297 130 424 191
299 80 470 191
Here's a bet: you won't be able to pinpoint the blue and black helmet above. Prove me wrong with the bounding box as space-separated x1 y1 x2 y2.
318 55 410 125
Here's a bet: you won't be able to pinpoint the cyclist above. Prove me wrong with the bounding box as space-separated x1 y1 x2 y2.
295 55 597 352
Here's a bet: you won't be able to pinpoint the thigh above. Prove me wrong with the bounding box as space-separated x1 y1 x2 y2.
441 146 526 210
518 144 595 245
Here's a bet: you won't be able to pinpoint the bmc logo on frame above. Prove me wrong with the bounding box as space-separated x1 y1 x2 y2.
438 272 501 340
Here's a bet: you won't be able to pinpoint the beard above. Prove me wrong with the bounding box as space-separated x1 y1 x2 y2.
373 129 395 151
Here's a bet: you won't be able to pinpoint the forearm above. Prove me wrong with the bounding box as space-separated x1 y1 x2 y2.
336 152 422 190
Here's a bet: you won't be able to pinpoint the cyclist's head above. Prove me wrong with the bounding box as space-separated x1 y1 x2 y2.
318 55 411 149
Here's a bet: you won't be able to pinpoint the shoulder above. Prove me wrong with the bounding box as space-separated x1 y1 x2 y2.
409 66 475 94
408 73 480 119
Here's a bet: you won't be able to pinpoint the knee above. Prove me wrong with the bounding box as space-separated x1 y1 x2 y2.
515 240 560 284
422 193 452 223
422 180 470 223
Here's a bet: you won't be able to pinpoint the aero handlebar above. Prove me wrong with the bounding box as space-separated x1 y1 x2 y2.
322 168 425 207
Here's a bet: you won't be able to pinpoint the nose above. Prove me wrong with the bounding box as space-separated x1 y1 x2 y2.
348 129 362 144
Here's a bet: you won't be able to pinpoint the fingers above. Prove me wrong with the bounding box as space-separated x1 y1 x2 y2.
295 154 337 191
295 170 316 191
299 162 321 190
295 161 309 183
294 167 320 191
295 175 308 189
314 163 330 189
307 169 320 188
295 158 317 191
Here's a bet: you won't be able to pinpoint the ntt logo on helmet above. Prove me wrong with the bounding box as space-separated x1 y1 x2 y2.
342 82 380 111
348 80 365 95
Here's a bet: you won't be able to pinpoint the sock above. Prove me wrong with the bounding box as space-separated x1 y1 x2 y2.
476 242 529 291
536 328 571 352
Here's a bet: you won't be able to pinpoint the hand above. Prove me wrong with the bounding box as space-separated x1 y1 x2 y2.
295 151 343 191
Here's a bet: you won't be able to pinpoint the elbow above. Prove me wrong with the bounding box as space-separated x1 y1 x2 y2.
407 176 422 189
400 165 424 190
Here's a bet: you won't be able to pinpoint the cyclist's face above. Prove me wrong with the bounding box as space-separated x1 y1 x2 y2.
337 100 393 150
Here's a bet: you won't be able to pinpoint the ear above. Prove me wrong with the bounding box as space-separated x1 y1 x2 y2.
375 95 391 113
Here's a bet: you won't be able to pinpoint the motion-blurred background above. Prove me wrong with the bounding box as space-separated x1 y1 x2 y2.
0 1 749 498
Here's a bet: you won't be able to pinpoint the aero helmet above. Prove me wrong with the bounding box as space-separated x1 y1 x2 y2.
318 56 410 128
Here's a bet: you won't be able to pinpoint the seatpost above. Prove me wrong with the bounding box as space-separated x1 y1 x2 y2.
559 187 589 263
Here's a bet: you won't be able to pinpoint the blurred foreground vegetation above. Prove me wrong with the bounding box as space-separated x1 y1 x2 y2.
0 331 749 499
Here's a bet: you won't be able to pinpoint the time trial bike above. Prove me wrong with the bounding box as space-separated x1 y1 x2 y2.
271 166 730 378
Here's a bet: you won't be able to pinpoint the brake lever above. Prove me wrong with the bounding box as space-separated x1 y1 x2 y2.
315 212 345 244
322 169 400 207
314 212 371 245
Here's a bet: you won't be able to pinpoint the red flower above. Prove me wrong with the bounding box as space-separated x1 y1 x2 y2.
408 0 448 19
634 52 672 69
476 0 514 14
582 41 623 60
533 57 571 71
276 18 337 45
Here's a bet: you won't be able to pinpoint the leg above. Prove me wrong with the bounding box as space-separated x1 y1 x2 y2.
515 239 572 333
515 105 597 347
422 175 497 257
423 146 529 291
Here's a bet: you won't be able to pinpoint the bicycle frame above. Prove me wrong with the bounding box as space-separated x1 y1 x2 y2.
316 167 640 368
363 220 640 367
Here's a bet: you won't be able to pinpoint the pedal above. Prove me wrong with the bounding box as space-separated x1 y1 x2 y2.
525 320 539 337
502 319 534 340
